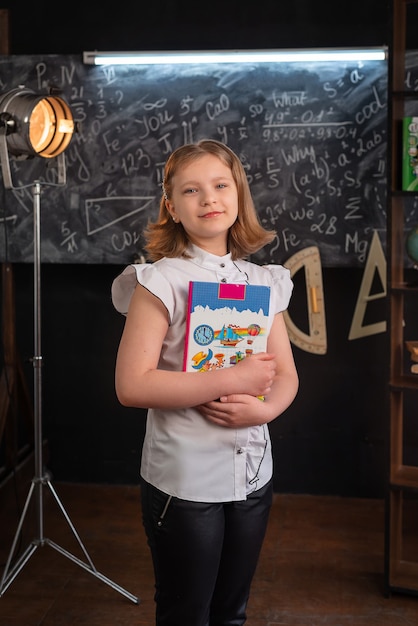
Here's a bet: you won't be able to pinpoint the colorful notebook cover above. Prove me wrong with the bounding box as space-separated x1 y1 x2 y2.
183 281 271 372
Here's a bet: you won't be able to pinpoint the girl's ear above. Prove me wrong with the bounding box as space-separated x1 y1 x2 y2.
165 200 179 223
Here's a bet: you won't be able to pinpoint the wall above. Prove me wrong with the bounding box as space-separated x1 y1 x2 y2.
9 262 389 497
0 1 399 497
4 2 390 55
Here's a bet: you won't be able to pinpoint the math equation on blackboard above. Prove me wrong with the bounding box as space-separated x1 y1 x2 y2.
0 52 406 266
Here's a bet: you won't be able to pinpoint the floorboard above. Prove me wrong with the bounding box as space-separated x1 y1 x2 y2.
0 478 417 625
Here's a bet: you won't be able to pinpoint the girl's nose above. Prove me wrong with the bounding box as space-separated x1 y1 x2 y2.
201 190 216 205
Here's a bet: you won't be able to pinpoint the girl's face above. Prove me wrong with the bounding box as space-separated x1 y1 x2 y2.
165 153 238 255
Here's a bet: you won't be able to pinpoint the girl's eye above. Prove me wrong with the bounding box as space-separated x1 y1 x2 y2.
217 183 227 189
184 188 197 194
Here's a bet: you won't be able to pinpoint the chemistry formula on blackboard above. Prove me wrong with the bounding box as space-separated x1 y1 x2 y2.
0 52 408 266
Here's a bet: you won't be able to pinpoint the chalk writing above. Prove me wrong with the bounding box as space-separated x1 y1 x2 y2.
0 52 400 267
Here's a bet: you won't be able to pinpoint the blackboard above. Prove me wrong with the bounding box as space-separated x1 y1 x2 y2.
0 53 393 266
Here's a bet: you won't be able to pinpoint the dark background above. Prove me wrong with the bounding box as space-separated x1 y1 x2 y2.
4 2 390 55
0 1 409 498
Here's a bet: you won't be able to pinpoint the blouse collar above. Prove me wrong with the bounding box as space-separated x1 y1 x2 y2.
188 243 234 271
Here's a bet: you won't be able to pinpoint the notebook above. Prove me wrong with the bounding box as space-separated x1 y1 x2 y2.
183 281 271 373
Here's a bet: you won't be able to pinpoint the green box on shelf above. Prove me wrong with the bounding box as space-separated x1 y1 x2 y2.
403 116 418 191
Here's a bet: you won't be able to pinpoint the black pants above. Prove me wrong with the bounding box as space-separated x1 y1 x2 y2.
140 478 273 626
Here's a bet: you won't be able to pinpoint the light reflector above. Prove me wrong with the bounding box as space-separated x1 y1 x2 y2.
0 86 74 158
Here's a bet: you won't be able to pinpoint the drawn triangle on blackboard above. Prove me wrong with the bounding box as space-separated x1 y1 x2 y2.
85 196 155 235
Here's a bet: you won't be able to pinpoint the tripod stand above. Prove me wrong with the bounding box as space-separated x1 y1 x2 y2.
0 154 138 604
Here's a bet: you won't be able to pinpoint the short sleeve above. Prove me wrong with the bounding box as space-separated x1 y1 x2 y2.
111 263 175 319
263 264 293 313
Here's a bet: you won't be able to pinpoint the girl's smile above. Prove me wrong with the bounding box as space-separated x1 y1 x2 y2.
199 210 224 218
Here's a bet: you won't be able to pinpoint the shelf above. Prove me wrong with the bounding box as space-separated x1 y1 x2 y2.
386 0 418 596
390 282 418 291
389 375 418 390
391 465 418 488
390 190 418 197
389 568 418 597
392 91 418 99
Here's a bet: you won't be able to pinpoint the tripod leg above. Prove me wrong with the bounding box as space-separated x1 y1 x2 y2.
0 480 39 596
46 479 95 569
46 539 139 604
0 182 138 605
44 479 139 604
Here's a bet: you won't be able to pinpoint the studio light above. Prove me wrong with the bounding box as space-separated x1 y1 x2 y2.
0 87 74 157
0 86 74 188
83 47 387 66
0 86 138 604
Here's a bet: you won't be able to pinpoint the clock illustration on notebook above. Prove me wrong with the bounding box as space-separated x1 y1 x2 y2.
193 324 214 346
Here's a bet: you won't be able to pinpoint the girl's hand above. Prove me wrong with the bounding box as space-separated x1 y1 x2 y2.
196 394 268 428
230 352 276 398
195 353 277 427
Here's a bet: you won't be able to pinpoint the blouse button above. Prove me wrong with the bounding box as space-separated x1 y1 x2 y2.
221 278 227 283
220 263 225 268
237 448 243 455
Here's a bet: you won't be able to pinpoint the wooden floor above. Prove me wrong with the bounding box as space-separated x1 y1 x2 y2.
0 473 418 625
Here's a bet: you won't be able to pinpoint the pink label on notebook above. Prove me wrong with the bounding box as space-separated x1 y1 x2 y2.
218 283 246 300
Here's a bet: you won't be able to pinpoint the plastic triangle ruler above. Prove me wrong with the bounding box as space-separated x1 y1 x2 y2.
283 246 327 354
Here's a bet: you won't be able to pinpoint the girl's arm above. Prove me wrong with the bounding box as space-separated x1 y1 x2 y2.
115 284 277 409
196 312 299 428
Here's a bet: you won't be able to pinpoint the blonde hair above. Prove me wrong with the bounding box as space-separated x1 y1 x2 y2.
144 139 276 261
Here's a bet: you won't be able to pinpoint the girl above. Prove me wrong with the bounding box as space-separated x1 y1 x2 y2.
112 139 299 626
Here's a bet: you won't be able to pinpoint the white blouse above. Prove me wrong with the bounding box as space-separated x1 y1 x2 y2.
112 245 293 502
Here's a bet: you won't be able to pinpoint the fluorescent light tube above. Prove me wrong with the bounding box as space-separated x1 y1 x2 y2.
83 48 387 66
